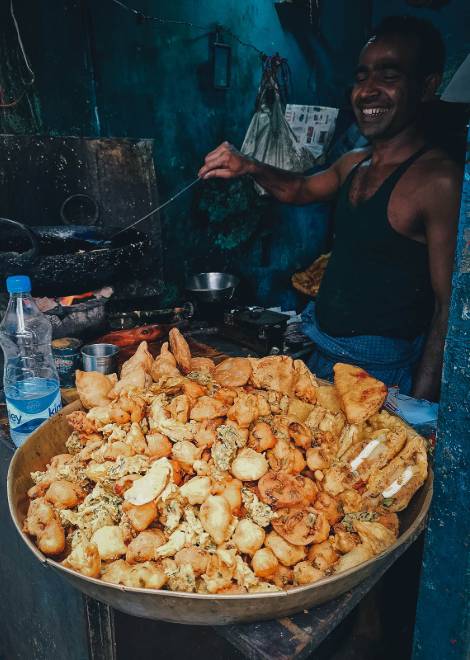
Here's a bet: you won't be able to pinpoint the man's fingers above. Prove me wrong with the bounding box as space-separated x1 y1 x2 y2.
205 142 231 161
203 169 234 179
204 147 231 166
199 142 240 178
199 153 231 177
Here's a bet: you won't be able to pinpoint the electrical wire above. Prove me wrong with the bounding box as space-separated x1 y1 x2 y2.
110 0 265 57
0 0 36 109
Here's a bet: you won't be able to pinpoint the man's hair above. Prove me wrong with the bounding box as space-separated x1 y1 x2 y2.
371 15 446 79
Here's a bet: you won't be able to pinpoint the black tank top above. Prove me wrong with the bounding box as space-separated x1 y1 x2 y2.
316 146 434 339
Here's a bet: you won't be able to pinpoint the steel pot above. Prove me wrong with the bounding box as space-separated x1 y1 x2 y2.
0 218 150 296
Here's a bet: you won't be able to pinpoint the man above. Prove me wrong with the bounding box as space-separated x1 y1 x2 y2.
199 16 462 401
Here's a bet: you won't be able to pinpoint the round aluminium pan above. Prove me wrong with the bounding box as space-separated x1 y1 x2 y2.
7 400 433 625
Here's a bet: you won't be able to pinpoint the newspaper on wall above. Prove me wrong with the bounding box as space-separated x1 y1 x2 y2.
285 104 339 160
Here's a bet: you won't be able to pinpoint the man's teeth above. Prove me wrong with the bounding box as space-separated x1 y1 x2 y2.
362 107 389 117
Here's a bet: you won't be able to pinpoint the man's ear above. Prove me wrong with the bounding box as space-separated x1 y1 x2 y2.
421 72 442 101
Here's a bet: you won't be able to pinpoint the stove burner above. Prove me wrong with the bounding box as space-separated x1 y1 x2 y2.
220 307 290 355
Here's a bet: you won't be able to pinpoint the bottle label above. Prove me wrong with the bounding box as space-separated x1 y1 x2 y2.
6 387 62 435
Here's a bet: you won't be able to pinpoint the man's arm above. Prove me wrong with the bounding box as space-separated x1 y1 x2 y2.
198 141 353 204
412 165 462 401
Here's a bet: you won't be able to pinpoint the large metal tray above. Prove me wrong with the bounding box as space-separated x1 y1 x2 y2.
7 400 433 625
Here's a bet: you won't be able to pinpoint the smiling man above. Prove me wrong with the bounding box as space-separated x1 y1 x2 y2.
199 16 462 401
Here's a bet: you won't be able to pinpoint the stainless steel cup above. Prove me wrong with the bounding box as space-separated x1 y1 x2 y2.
81 343 119 374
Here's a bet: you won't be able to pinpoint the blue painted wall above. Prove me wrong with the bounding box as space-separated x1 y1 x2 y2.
0 0 468 305
412 123 470 660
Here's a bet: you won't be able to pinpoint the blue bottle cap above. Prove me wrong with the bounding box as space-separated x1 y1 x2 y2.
6 275 32 293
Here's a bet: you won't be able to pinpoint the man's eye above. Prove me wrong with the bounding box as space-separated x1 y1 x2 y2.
355 72 367 83
381 70 400 81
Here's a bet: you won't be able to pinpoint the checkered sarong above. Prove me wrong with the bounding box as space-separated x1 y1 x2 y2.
300 302 425 395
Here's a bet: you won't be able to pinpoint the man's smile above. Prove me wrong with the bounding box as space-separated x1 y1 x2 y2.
358 106 392 121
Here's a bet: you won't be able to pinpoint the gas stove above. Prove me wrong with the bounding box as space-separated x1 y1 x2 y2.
220 307 290 355
185 305 315 358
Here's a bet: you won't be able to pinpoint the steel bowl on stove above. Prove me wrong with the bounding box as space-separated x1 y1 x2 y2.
185 272 239 304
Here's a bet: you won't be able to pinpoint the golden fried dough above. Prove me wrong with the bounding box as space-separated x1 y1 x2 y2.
126 529 166 563
249 356 296 394
233 519 265 555
252 547 279 578
293 360 318 403
122 500 157 531
307 540 339 570
315 385 342 414
334 363 387 424
63 542 101 578
265 531 306 566
293 561 324 585
76 370 116 409
25 343 427 596
23 498 65 556
169 328 192 374
214 357 252 387
190 396 228 420
258 471 317 509
110 341 153 396
231 448 269 481
151 342 181 381
248 422 276 452
45 480 84 509
199 495 233 545
190 357 215 373
272 508 329 546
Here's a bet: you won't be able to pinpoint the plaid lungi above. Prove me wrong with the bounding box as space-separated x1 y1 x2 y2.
300 302 425 395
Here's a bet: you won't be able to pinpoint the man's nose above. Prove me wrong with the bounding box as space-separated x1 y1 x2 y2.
358 77 380 100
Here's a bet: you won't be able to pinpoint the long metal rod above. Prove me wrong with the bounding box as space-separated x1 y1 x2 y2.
110 176 201 239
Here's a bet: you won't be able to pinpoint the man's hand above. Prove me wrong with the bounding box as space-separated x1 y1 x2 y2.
198 142 254 180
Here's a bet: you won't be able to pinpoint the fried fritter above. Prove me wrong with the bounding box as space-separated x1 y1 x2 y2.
25 340 427 596
334 363 387 424
169 328 192 374
214 357 252 387
76 370 116 409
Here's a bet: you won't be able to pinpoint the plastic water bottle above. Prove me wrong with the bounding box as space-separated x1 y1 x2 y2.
0 275 62 447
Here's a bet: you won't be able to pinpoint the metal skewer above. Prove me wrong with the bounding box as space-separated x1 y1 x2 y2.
110 176 201 240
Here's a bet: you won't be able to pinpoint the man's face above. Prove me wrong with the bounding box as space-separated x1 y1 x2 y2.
351 35 423 140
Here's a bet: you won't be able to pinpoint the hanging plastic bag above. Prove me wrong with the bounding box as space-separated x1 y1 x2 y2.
241 56 316 194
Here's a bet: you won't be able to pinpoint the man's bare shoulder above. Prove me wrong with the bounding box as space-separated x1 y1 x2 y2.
415 148 462 184
405 149 463 229
333 148 372 183
414 149 463 206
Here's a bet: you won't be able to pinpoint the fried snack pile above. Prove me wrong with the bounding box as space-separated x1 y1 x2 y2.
23 330 428 594
292 252 331 298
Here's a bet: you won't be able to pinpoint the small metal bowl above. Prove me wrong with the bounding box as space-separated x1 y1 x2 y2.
185 272 239 304
81 343 119 374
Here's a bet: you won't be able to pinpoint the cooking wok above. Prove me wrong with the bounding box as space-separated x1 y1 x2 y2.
0 218 150 296
7 400 433 625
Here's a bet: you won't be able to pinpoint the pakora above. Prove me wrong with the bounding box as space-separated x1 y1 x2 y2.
23 334 428 595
